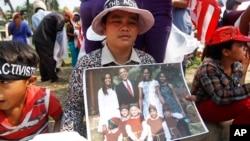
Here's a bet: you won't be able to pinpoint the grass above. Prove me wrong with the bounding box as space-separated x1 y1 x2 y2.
187 57 201 70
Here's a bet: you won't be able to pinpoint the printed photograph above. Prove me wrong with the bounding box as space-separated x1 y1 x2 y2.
83 63 208 141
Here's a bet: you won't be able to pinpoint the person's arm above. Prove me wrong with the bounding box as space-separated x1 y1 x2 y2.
196 62 250 104
47 91 63 132
172 0 189 8
240 46 250 83
118 133 123 141
185 95 196 101
139 120 149 140
156 85 166 105
60 66 86 136
125 124 138 140
239 5 250 35
138 83 143 111
53 113 62 132
31 15 38 31
147 124 153 141
24 22 32 37
66 24 77 38
162 120 172 141
97 89 108 133
8 23 12 36
168 84 185 116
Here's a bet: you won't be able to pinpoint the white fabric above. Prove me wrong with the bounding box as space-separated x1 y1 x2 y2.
29 131 87 141
97 88 120 132
233 9 250 47
172 112 184 119
164 24 199 63
234 14 242 27
77 37 86 60
237 0 250 2
138 80 163 118
54 27 69 68
86 25 106 41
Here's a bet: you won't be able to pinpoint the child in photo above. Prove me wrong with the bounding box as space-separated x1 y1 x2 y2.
147 104 172 141
125 103 148 141
104 117 122 141
119 104 130 141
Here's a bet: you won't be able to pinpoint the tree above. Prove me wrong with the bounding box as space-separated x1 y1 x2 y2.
45 0 59 11
4 0 14 13
51 0 59 11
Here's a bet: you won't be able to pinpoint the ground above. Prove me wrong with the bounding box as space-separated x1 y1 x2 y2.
35 64 72 109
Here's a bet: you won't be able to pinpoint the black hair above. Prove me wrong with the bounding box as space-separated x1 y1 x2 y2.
101 12 110 25
148 106 157 112
118 67 128 76
101 72 114 95
140 67 152 81
202 40 234 61
0 41 39 68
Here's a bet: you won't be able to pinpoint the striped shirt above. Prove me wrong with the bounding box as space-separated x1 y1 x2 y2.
0 86 62 140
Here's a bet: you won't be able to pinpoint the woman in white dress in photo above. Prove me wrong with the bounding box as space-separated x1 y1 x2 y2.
97 72 120 133
138 67 166 119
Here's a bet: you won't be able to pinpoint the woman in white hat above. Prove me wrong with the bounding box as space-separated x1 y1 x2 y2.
61 0 156 137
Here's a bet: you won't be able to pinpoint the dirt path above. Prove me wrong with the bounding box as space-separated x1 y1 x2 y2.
35 65 73 109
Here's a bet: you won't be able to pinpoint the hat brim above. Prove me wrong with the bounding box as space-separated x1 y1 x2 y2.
234 35 250 42
92 6 154 35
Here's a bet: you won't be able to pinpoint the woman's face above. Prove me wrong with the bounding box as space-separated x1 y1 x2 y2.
103 10 139 51
159 73 167 83
104 74 112 86
142 68 151 80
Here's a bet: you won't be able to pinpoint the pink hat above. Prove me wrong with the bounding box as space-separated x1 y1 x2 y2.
208 26 250 45
91 0 154 35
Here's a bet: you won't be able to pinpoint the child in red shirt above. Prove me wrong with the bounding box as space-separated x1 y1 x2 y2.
0 41 62 140
125 103 148 140
104 117 122 141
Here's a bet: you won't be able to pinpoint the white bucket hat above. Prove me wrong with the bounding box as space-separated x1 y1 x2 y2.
33 0 47 11
91 0 154 35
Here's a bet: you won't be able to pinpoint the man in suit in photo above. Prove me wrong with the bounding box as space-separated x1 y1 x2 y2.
116 67 140 108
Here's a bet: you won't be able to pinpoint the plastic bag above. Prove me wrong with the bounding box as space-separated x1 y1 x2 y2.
164 24 199 63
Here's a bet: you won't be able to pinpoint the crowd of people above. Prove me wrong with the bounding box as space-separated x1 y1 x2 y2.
1 0 250 140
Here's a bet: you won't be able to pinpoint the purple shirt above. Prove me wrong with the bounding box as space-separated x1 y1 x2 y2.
8 21 32 44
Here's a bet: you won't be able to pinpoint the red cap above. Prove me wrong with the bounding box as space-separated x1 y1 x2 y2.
208 26 250 45
12 12 21 20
